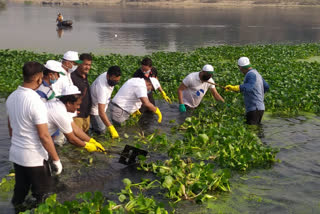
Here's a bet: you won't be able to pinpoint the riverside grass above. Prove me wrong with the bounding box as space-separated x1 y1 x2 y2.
2 43 320 213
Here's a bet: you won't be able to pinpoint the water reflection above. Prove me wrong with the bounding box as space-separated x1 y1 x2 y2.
1 4 320 55
56 25 73 38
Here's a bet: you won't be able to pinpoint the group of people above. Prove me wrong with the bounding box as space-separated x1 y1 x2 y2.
5 50 269 209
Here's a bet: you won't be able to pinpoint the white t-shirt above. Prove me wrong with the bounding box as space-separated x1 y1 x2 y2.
182 72 215 108
90 72 114 115
46 100 73 135
51 70 73 97
6 86 49 167
112 78 147 114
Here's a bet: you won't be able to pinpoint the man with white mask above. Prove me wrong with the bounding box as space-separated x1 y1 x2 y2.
52 51 82 96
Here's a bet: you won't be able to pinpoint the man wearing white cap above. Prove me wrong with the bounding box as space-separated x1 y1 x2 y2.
36 60 63 102
110 77 162 124
52 51 82 96
6 62 62 208
46 85 105 152
178 64 225 112
225 57 269 125
46 85 106 153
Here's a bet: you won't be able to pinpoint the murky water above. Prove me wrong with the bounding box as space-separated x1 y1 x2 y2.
1 98 320 213
1 3 320 55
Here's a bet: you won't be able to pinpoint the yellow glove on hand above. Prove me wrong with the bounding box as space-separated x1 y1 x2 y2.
161 90 172 104
131 109 142 118
154 107 162 123
108 125 119 139
225 85 240 92
84 142 98 152
89 138 106 152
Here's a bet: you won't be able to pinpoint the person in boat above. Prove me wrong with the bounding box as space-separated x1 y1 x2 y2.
178 64 225 112
56 13 63 24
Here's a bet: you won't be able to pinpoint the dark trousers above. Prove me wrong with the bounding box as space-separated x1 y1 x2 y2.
12 160 53 206
139 92 155 113
246 110 264 125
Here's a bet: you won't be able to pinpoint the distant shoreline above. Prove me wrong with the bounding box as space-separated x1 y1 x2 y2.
8 0 320 8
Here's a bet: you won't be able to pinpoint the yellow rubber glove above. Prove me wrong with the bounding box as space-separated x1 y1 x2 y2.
225 85 240 92
131 109 142 118
161 90 172 104
89 138 106 152
108 125 119 139
84 142 98 152
154 107 162 123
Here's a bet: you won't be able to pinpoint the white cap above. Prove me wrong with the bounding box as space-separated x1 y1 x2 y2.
238 57 251 67
202 64 214 73
61 85 81 96
149 77 160 90
44 60 64 73
62 51 83 64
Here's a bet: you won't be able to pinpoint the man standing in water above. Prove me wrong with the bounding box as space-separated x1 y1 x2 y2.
225 57 269 125
178 64 225 112
6 62 62 210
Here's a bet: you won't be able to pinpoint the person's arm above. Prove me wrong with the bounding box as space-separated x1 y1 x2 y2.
140 97 157 112
210 87 225 102
36 123 60 161
71 122 91 142
98 103 112 127
7 118 12 138
178 83 187 104
64 131 86 147
263 78 270 93
240 72 256 93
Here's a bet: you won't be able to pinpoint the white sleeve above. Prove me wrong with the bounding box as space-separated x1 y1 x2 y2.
182 74 191 87
207 78 215 89
54 111 73 134
31 99 48 124
97 85 109 104
135 85 147 98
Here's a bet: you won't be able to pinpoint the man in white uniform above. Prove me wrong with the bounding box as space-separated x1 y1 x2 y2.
90 66 122 138
178 64 225 112
110 77 162 124
6 62 62 209
52 50 82 96
46 85 105 152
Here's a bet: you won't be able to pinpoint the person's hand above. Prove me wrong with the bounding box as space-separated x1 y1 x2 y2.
84 142 98 152
131 110 142 118
52 159 63 175
225 85 240 92
108 125 119 139
154 107 162 123
179 104 186 112
161 90 172 104
89 138 106 152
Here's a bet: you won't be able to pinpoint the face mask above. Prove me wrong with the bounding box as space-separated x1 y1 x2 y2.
201 73 212 81
49 77 57 84
108 79 118 86
68 65 78 73
143 70 151 75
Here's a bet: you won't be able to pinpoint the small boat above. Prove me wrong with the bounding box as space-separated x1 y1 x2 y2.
57 20 73 27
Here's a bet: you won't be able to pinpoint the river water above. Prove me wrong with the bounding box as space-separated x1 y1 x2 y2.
0 99 320 213
1 3 320 213
1 3 320 55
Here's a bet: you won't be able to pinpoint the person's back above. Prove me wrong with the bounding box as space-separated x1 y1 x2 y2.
7 86 48 164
